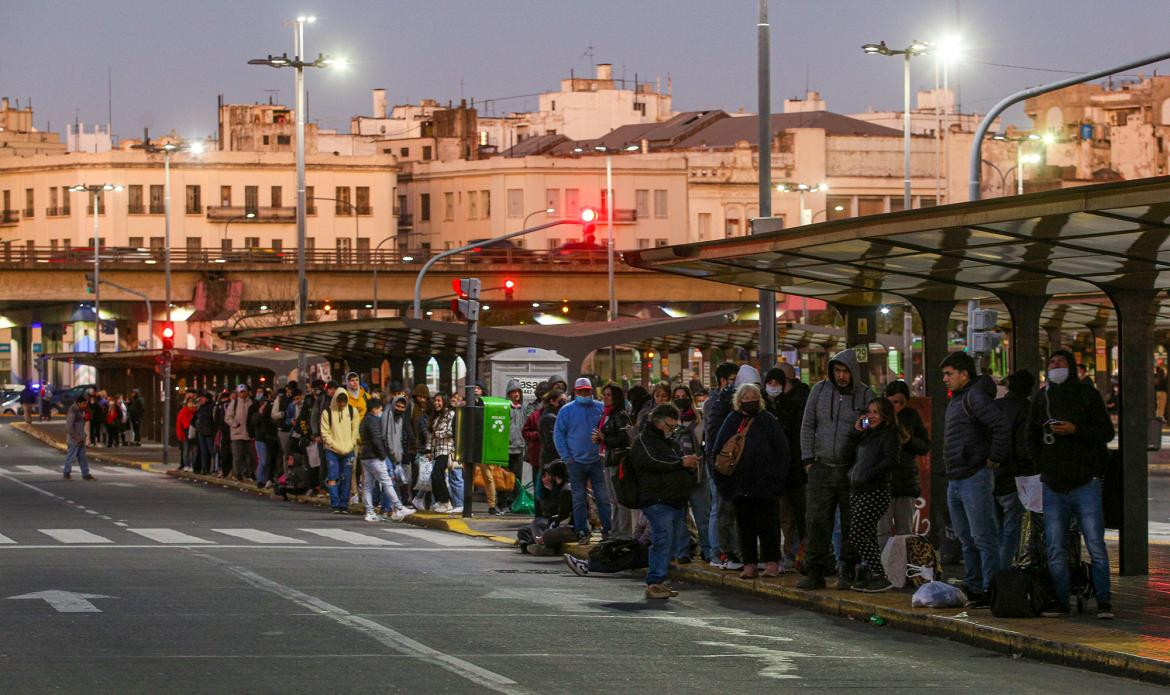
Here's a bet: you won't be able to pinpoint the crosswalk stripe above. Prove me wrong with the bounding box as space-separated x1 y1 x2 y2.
212 529 307 544
382 527 488 547
0 532 15 544
15 465 57 475
127 528 214 544
39 529 112 544
298 528 402 546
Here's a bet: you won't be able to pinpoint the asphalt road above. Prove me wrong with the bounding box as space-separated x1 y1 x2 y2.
0 424 1163 694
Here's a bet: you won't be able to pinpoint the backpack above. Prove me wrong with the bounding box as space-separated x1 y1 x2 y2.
990 565 1052 618
613 435 644 509
587 538 649 573
905 535 944 587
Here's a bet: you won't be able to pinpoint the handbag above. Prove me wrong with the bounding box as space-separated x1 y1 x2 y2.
414 456 434 491
714 418 753 476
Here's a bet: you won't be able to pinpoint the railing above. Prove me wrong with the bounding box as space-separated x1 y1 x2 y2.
128 204 146 214
397 213 413 229
0 244 625 268
22 208 34 218
206 205 297 222
0 210 18 225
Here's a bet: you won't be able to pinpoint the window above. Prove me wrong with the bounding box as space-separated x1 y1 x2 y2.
548 238 560 249
50 239 58 251
271 186 282 208
468 191 478 219
400 147 409 158
919 197 937 208
443 192 454 221
654 238 668 247
128 236 143 248
857 196 884 217
61 187 71 214
263 135 270 145
396 193 406 217
336 237 352 261
635 189 649 219
829 196 854 218
306 186 316 215
506 189 523 218
149 185 164 214
186 237 201 253
276 135 290 145
24 188 33 217
49 187 58 215
356 186 370 214
271 239 282 252
335 186 352 215
244 186 259 215
697 212 711 240
357 237 370 261
724 216 740 236
128 185 145 214
220 185 231 207
420 193 431 222
545 188 561 216
150 237 164 254
564 188 579 217
95 191 106 215
185 185 201 214
305 237 315 252
422 145 433 160
637 238 650 249
653 189 668 218
481 190 490 217
243 237 259 249
221 238 232 254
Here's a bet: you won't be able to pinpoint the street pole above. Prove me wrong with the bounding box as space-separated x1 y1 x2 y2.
162 149 172 469
295 19 308 381
755 0 777 372
903 303 913 386
92 191 101 356
371 234 397 315
903 51 912 211
463 293 478 518
606 154 617 381
1016 143 1025 196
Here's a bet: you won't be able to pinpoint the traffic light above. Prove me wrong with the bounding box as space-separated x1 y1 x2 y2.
450 278 481 321
970 309 1000 355
503 278 515 301
161 323 175 351
84 273 96 294
579 207 598 244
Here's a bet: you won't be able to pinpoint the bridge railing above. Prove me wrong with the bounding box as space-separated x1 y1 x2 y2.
0 245 626 268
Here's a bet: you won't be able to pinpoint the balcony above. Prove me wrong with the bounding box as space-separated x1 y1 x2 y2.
206 205 297 222
398 213 413 229
356 205 372 215
0 210 18 226
149 204 165 214
22 208 34 219
128 204 146 215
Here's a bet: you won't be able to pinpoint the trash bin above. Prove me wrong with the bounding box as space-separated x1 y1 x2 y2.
480 396 511 467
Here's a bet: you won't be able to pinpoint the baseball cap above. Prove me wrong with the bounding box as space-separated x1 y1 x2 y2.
574 377 593 391
235 384 249 393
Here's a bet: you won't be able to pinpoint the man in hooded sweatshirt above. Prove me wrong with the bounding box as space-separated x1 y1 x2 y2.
1028 350 1115 619
797 348 873 590
505 379 527 512
320 389 360 513
380 395 415 506
940 350 1010 604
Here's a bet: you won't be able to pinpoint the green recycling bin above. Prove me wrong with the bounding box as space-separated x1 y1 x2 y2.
480 396 511 467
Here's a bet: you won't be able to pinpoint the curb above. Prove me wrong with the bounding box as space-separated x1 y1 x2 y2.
10 422 159 473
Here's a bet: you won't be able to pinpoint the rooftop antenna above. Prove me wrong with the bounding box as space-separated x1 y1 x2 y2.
107 65 112 132
264 89 280 104
580 41 595 69
460 78 464 100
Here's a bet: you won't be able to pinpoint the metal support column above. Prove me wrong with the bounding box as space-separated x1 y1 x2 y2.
1104 287 1156 576
754 0 777 371
910 297 956 548
996 292 1046 380
408 355 430 393
437 354 455 396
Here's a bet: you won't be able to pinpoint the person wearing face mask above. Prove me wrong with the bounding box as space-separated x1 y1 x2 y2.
380 395 415 507
595 384 635 538
1028 350 1115 619
553 377 611 544
671 385 711 563
764 366 809 571
845 397 905 593
877 380 931 551
712 383 789 579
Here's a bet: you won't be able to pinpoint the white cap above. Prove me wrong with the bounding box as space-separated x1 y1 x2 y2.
574 377 593 391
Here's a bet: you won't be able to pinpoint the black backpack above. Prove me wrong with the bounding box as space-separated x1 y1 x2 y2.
612 435 645 509
587 538 649 573
989 565 1052 618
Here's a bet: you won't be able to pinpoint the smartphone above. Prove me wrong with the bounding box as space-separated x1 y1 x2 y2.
860 416 871 429
1044 419 1063 427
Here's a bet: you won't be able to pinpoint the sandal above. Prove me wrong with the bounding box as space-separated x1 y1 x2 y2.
739 568 758 579
761 562 782 577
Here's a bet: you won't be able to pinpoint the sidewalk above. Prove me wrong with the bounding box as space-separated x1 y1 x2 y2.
9 420 1169 684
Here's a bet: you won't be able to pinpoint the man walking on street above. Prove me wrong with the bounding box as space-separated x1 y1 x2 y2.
797 348 873 590
20 382 36 426
554 377 611 544
64 396 94 481
1028 350 1116 619
940 351 1010 605
127 388 145 446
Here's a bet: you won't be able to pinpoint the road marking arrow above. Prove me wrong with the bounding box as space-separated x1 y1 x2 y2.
6 590 115 613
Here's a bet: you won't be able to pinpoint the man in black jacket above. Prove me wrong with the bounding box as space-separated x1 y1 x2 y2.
765 365 809 571
632 404 699 599
127 389 146 445
941 351 1010 603
702 361 742 570
359 398 414 522
1027 350 1115 619
993 370 1036 569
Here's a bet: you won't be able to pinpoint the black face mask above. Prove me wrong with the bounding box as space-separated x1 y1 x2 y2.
673 398 692 412
740 401 761 416
393 409 405 420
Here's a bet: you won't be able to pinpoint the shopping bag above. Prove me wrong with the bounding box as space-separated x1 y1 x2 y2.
306 445 321 469
414 456 434 492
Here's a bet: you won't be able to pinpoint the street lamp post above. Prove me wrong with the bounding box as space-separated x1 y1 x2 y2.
776 182 828 225
810 204 845 223
862 40 931 210
69 183 123 357
218 212 257 259
991 132 1046 195
370 234 399 314
249 15 345 381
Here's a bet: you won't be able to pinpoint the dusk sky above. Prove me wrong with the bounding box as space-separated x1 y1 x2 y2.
5 0 1169 141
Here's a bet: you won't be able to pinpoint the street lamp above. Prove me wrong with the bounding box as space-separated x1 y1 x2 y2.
992 132 1047 195
218 212 257 260
811 204 845 223
776 181 828 225
249 14 346 380
370 234 400 315
523 207 555 228
862 40 931 210
68 183 124 356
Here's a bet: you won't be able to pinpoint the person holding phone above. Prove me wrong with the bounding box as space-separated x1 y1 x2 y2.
845 397 905 592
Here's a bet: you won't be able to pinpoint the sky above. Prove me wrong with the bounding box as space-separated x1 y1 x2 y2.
5 0 1170 142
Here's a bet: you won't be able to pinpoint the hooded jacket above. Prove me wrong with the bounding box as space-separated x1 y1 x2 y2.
359 409 390 461
844 425 900 491
226 395 254 441
800 349 874 465
1026 360 1114 492
943 373 1010 481
320 391 359 456
702 383 736 468
379 396 413 464
506 379 525 455
553 395 604 465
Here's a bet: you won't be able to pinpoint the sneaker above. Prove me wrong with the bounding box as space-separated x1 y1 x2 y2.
82 474 95 481
433 502 453 513
62 473 72 480
709 558 726 569
853 577 894 593
967 591 992 609
1041 605 1071 618
644 583 673 600
564 554 590 577
397 507 418 521
835 566 855 590
412 497 427 511
449 506 463 515
576 533 591 546
331 508 343 515
488 507 502 516
662 585 681 597
796 573 826 590
723 560 744 571
364 512 381 522
349 494 360 506
1096 603 1115 620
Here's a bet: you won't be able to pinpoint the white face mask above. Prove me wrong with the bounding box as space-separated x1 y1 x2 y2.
1047 367 1069 385
765 385 783 397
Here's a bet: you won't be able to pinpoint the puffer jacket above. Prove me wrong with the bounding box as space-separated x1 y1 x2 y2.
702 383 735 467
359 411 390 461
844 425 900 491
943 374 1010 481
994 391 1035 496
800 349 874 466
226 396 253 441
630 421 694 509
712 408 789 500
320 391 359 456
890 405 930 498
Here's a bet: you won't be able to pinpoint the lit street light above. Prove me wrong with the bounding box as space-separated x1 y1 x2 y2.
68 183 124 357
862 39 931 210
776 181 828 225
219 212 257 260
992 132 1051 194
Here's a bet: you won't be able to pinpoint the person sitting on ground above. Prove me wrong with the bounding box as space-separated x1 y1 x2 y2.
845 397 904 593
518 461 575 555
358 398 414 522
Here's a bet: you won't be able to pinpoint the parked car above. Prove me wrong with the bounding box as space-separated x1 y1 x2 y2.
467 239 537 264
1 393 23 416
50 384 94 413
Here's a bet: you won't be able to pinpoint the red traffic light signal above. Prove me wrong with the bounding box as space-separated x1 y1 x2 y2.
161 323 175 351
453 278 468 299
579 207 598 223
504 278 516 301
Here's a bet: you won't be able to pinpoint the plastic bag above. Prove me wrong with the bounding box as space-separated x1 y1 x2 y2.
510 482 535 515
911 580 968 608
414 456 434 492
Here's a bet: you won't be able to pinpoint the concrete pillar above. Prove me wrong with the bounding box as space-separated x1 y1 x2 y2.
1088 324 1110 397
408 355 430 392
437 353 456 395
909 297 957 548
1044 326 1063 352
1104 288 1156 576
387 357 405 390
997 293 1046 381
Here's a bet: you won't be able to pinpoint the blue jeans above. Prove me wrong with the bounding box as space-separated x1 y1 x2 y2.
707 478 722 558
1043 479 1111 608
448 466 465 508
643 503 687 585
995 491 1024 569
64 441 89 476
197 434 215 474
361 458 400 514
946 467 1001 593
568 460 612 535
325 450 355 509
255 441 270 485
674 483 712 560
